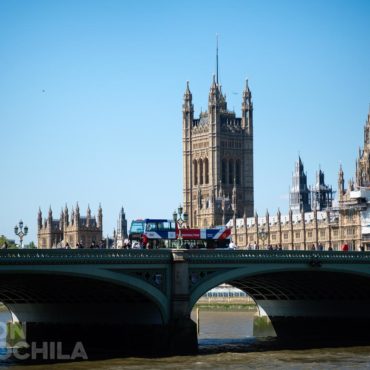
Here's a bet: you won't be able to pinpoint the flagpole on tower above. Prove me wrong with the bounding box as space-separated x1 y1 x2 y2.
216 33 219 85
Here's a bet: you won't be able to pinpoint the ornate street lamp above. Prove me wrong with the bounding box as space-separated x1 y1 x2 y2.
173 205 188 248
258 226 268 249
14 220 28 249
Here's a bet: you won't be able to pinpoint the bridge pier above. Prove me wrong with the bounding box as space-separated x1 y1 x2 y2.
168 250 198 355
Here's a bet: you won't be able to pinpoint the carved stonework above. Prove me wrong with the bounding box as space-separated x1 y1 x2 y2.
183 78 254 228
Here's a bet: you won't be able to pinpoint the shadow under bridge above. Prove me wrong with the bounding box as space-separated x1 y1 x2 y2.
0 251 171 354
188 251 370 340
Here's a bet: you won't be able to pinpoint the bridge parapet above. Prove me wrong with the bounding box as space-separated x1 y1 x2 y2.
0 249 370 264
0 249 172 264
183 250 370 264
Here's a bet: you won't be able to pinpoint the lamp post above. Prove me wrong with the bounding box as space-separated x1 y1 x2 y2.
173 204 188 248
258 226 268 249
14 220 28 249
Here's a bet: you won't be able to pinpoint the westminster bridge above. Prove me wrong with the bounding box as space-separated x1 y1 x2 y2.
1 249 370 354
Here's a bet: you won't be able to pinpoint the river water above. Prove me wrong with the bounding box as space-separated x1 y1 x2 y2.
1 310 370 369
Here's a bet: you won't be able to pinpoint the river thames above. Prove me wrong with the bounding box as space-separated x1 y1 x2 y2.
1 310 370 369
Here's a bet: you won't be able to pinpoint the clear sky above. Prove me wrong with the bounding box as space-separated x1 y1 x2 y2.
1 0 369 244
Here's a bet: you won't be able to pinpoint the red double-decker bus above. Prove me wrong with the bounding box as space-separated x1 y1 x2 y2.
128 218 231 249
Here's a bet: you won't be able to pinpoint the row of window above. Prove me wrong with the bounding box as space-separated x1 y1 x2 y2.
192 158 242 186
221 141 242 149
204 291 247 298
193 141 209 150
241 228 355 243
222 158 241 185
193 158 209 185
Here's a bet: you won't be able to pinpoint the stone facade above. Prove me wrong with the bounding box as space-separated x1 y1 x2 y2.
356 107 370 187
182 77 254 228
230 108 370 250
311 168 334 211
289 157 311 214
228 206 361 251
289 157 334 214
37 203 103 248
115 207 128 248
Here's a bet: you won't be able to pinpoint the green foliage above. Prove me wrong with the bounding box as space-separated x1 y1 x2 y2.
25 241 36 249
0 235 17 249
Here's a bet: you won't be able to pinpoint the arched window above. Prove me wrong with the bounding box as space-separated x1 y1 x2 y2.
236 159 241 185
199 159 204 185
193 160 198 185
205 158 209 184
222 159 227 184
229 159 234 184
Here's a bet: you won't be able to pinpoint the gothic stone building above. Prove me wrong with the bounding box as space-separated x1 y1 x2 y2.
289 157 334 214
114 206 128 248
228 205 361 251
183 77 254 228
37 204 103 248
229 107 370 250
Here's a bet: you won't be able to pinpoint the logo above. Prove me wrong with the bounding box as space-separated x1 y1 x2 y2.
0 322 88 360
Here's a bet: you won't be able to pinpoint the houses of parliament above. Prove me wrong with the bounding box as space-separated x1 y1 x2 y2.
181 62 370 250
37 48 370 250
182 76 253 227
225 108 370 250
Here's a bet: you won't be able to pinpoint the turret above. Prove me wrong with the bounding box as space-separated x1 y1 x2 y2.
64 204 69 227
277 208 281 224
364 107 370 148
38 208 42 230
48 206 52 228
59 208 64 230
208 74 221 108
86 204 91 227
117 206 127 238
241 79 253 135
71 206 75 226
338 164 345 201
182 81 194 128
265 209 269 224
74 202 80 227
97 203 103 229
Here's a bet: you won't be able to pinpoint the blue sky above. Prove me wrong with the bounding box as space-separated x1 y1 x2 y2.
1 0 369 243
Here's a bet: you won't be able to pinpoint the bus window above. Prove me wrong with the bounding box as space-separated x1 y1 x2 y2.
161 221 175 231
146 222 157 231
130 221 144 233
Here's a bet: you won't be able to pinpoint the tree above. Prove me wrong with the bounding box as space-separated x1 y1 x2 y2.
25 241 36 249
0 235 17 249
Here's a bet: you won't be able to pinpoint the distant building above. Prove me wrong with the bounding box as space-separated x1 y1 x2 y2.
115 207 128 248
37 203 103 248
356 107 370 187
311 169 334 211
289 158 334 213
229 107 370 250
289 157 311 214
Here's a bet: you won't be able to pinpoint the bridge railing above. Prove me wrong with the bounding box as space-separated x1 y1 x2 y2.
0 249 369 264
182 249 370 264
0 249 173 264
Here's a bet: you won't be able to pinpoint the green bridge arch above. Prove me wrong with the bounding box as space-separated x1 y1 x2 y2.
2 249 370 354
